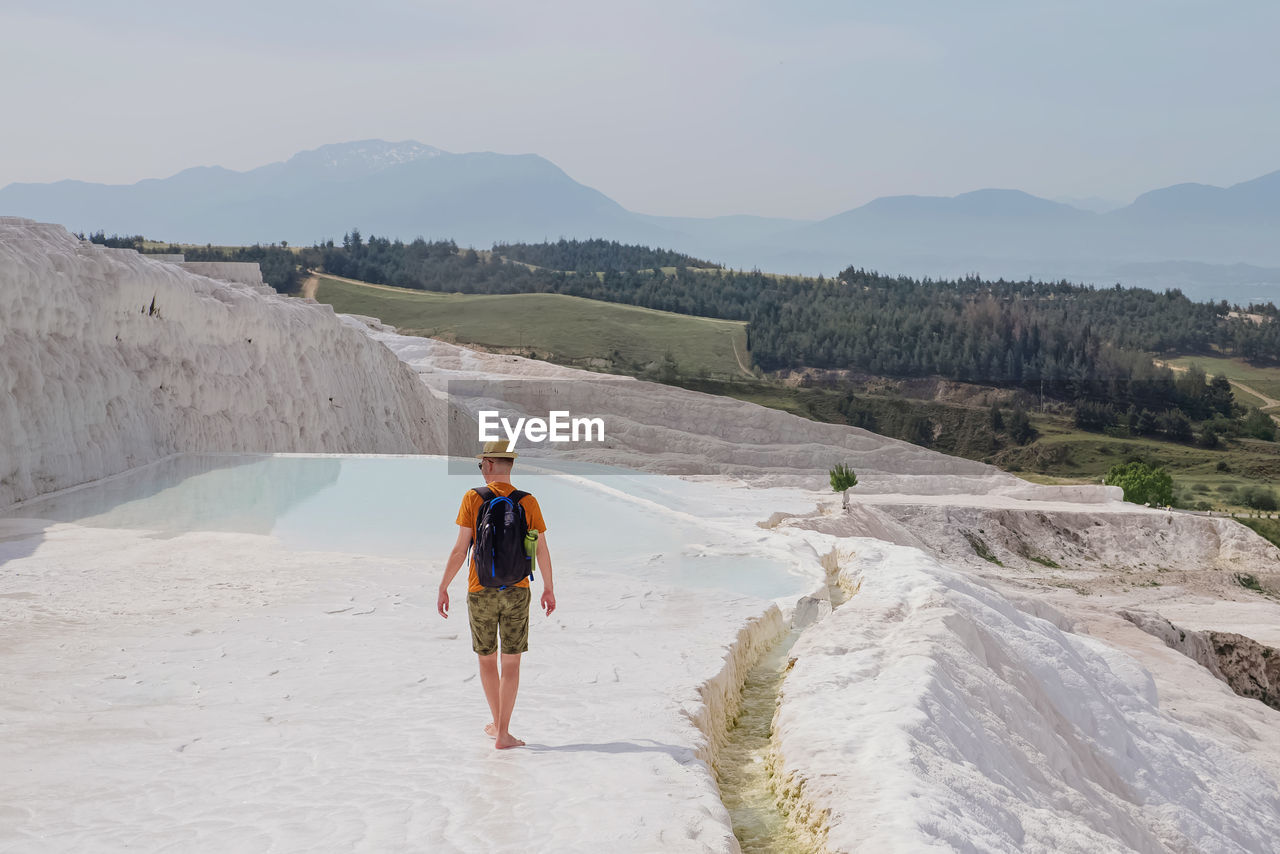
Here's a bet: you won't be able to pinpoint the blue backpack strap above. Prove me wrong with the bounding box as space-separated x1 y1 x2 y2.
507 490 533 581
505 490 530 536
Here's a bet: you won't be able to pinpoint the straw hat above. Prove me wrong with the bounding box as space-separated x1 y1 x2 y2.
476 439 518 459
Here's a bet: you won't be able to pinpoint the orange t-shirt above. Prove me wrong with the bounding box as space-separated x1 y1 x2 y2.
456 482 547 593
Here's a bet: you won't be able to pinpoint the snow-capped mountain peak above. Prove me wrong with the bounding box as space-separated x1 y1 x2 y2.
283 139 445 177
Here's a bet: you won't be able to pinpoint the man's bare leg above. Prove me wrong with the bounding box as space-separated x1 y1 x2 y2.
477 653 501 738
495 652 524 749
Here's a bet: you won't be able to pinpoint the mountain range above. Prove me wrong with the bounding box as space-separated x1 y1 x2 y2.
3 139 1279 304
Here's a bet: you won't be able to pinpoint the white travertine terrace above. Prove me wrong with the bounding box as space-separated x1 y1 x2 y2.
770 537 1280 852
0 219 443 506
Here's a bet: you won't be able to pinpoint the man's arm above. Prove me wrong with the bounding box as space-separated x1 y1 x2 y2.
536 533 556 616
437 525 472 618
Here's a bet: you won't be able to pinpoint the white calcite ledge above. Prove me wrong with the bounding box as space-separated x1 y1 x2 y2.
773 538 1280 852
176 261 268 288
0 219 444 506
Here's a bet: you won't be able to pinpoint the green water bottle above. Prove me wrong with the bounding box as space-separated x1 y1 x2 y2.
524 529 539 575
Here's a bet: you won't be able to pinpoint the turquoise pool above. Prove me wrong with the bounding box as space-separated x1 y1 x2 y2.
3 454 812 600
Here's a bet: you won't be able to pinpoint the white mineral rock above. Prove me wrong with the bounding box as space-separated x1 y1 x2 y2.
0 219 444 506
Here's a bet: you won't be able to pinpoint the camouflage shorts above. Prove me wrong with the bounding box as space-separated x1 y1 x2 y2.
467 586 531 656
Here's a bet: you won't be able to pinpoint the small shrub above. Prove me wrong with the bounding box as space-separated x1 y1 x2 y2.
830 463 858 508
1105 460 1173 506
962 530 1003 566
1243 407 1277 442
829 463 858 493
1236 573 1263 593
1008 405 1037 445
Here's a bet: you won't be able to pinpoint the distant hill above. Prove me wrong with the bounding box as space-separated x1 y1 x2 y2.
847 188 1087 219
1121 170 1280 222
3 139 1280 303
0 140 682 249
778 189 1096 269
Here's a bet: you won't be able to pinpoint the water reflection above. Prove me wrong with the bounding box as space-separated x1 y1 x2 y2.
3 454 339 535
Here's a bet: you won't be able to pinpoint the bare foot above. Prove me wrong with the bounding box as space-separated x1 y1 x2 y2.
494 733 525 750
484 723 497 739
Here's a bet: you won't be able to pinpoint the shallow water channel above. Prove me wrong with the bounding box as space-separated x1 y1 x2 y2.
717 628 818 854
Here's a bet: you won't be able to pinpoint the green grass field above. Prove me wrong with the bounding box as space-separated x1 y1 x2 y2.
1162 355 1280 409
313 276 750 378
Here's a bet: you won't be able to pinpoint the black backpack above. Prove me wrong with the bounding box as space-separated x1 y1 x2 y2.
471 487 533 589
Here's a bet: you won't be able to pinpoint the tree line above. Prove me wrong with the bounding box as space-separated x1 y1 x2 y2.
309 231 1279 416
492 238 717 272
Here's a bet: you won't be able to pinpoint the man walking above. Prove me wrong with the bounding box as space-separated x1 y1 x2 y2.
437 440 556 749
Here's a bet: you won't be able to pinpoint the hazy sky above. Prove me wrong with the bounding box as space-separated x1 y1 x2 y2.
2 1 1277 219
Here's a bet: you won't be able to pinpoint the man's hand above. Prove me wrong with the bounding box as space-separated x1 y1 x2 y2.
437 525 472 619
541 587 556 617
